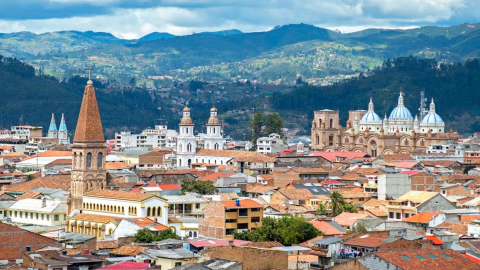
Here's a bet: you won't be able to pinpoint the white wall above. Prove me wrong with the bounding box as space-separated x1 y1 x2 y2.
377 174 411 200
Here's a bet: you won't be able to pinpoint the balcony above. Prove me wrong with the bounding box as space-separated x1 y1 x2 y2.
363 183 377 189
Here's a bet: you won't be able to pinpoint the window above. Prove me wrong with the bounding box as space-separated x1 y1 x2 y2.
396 213 401 220
41 214 44 220
389 212 394 219
98 152 103 168
30 213 33 219
36 213 39 220
14 211 17 218
251 217 260 223
440 254 452 259
226 219 237 223
175 262 182 267
414 255 426 261
26 246 31 252
427 254 439 259
20 212 22 218
400 255 412 260
239 209 248 217
86 153 92 168
226 229 235 235
54 215 59 221
251 208 260 212
47 215 50 221
359 198 365 201
196 203 200 209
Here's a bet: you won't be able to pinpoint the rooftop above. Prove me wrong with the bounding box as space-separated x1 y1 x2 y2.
84 189 156 202
344 235 396 248
218 199 263 209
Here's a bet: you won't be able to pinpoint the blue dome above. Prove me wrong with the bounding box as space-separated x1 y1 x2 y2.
361 111 381 122
389 106 413 119
421 112 443 124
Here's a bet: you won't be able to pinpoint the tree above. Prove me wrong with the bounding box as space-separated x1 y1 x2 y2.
330 191 357 217
181 179 218 195
132 228 179 243
351 222 367 233
234 216 320 246
264 113 284 136
249 111 265 149
464 165 475 175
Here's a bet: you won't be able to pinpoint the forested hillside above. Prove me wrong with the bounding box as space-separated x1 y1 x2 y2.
272 57 480 134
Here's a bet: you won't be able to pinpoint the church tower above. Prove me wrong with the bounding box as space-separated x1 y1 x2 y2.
48 114 58 139
68 76 107 214
176 106 197 168
204 107 223 150
58 113 70 145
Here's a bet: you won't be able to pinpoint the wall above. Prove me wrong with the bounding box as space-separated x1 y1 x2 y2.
377 174 411 200
198 202 225 239
208 246 288 270
411 173 437 192
330 259 368 270
417 194 457 213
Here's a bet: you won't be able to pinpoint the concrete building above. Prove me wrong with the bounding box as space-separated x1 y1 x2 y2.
377 173 411 200
386 191 456 221
256 133 288 155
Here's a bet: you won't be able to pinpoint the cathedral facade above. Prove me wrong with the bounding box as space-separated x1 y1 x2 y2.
310 93 458 156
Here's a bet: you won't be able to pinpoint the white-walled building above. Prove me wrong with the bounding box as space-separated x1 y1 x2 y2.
256 133 288 155
176 106 197 168
204 107 224 150
9 198 67 227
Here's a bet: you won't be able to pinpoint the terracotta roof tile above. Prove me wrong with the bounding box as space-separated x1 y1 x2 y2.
362 199 388 207
392 190 438 205
196 149 276 162
352 168 385 175
1 174 71 192
218 199 263 209
246 183 278 194
334 212 372 227
245 241 284 248
219 193 239 200
35 151 72 157
106 162 128 170
309 221 346 235
292 168 328 174
15 192 42 201
365 208 388 217
374 249 478 270
404 211 443 224
344 235 394 248
437 222 468 235
338 190 371 199
97 241 118 249
110 246 147 256
279 187 315 200
73 83 105 143
379 154 414 162
198 171 236 181
84 189 155 201
69 213 118 223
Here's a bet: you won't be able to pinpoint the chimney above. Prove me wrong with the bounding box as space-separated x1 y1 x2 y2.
42 198 46 208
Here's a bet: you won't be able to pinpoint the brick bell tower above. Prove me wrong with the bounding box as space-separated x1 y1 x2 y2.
68 68 107 214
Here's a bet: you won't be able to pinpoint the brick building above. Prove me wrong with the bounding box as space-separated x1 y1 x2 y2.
198 199 263 240
208 246 288 270
0 223 57 264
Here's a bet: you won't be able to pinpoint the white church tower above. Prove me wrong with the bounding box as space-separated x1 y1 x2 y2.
204 107 224 150
176 106 197 168
58 113 70 145
47 113 58 138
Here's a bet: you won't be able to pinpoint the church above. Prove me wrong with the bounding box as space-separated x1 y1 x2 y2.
310 93 459 156
47 113 70 145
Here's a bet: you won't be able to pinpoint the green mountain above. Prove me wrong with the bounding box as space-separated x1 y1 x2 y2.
7 23 479 85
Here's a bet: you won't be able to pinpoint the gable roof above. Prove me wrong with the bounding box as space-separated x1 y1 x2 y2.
373 249 478 270
392 190 439 205
84 189 158 201
100 261 149 270
312 152 368 162
395 161 421 169
404 211 443 224
218 199 263 209
110 246 148 256
292 184 330 196
362 199 388 207
127 218 169 231
278 187 315 200
195 149 276 162
378 154 414 162
69 213 119 223
15 191 42 201
309 220 346 235
334 212 372 227
198 171 236 181
344 235 395 248
1 174 71 192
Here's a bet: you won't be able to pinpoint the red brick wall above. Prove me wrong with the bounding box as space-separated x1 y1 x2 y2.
0 223 57 260
446 185 472 197
460 215 480 223
411 174 437 192
209 246 288 270
199 202 226 239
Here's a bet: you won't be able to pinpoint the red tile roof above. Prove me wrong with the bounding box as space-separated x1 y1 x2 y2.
404 211 442 224
100 261 150 270
109 246 148 256
188 239 250 248
219 199 263 209
334 213 372 227
73 83 105 143
312 152 368 162
395 161 420 169
158 184 181 190
344 236 394 248
424 235 444 245
309 221 346 235
198 171 236 181
400 170 422 176
375 249 478 270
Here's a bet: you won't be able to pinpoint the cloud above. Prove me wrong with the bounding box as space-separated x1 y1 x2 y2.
0 0 478 38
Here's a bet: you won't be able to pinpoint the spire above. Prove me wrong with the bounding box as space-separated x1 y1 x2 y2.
180 106 194 126
384 113 388 121
368 97 374 112
429 98 435 113
414 115 419 122
207 107 220 126
73 78 104 143
59 113 67 132
398 92 404 106
49 114 57 131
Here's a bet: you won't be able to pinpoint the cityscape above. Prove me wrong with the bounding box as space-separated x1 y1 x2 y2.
1 1 480 270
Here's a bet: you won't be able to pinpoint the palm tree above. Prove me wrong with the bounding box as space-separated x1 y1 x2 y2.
330 191 345 217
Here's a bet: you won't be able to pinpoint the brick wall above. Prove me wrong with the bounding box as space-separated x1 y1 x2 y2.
208 246 288 270
331 259 369 270
198 202 225 239
139 152 165 165
378 239 422 251
445 184 472 197
460 214 480 223
411 173 437 192
0 223 57 260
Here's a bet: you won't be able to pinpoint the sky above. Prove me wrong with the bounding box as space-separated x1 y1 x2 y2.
0 0 479 39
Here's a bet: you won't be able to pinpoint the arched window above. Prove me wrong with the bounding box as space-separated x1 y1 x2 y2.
74 153 77 168
179 144 183 152
404 139 409 146
328 135 334 146
152 207 157 217
179 159 182 167
157 207 161 216
193 231 197 238
80 153 83 168
420 140 425 147
316 134 320 145
213 127 216 133
215 143 219 150
97 152 103 168
359 138 364 144
330 119 334 128
206 143 210 149
147 207 151 216
189 231 193 237
187 143 192 152
345 137 349 143
86 153 92 168
188 159 192 166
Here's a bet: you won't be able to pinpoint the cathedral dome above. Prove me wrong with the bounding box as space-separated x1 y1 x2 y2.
361 111 381 122
360 98 381 123
389 92 413 120
207 116 221 126
183 106 191 112
421 113 443 124
421 98 443 124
